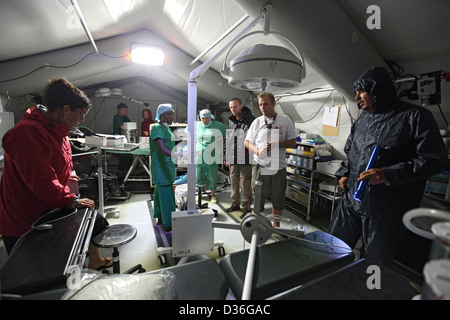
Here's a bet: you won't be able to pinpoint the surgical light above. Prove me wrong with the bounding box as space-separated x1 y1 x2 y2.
222 44 305 92
130 43 165 66
219 5 305 93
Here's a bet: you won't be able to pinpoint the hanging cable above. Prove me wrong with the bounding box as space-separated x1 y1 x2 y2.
277 89 334 124
0 52 128 83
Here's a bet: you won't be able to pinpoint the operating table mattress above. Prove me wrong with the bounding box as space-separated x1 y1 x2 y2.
219 231 355 299
275 258 419 300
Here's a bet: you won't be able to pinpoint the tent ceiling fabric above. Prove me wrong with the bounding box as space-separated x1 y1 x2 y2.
336 0 450 73
0 0 255 102
0 0 449 107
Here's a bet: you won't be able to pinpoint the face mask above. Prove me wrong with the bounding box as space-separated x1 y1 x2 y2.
202 121 212 128
159 114 170 128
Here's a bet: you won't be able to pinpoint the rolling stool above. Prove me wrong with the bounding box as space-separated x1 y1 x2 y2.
92 224 145 274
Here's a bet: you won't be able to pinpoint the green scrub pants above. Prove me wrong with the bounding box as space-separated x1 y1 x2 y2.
153 184 176 228
196 164 218 191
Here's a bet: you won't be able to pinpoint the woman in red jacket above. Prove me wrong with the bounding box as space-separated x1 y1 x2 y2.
0 78 111 270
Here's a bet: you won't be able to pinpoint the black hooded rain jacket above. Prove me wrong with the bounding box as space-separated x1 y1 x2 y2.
329 67 448 264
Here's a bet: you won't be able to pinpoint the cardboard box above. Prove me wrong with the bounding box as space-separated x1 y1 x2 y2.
316 160 341 175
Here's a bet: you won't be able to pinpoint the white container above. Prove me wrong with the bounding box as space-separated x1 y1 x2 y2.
85 134 125 147
85 135 105 146
139 137 150 149
105 135 125 147
123 122 137 130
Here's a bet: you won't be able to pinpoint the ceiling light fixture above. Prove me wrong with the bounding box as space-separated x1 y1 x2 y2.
222 44 305 92
130 43 165 66
220 6 305 92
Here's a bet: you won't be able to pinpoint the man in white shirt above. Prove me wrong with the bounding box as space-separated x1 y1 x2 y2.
245 92 297 226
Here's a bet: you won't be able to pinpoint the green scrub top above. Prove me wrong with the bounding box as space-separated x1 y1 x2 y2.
150 123 175 186
193 121 226 167
113 114 130 135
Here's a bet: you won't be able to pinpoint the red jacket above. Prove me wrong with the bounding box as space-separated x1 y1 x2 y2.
0 107 75 237
141 109 155 137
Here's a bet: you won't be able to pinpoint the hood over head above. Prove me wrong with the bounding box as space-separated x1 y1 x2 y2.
353 67 398 113
142 108 153 119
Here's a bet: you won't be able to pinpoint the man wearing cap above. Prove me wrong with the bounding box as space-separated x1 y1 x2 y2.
194 109 227 203
150 104 176 232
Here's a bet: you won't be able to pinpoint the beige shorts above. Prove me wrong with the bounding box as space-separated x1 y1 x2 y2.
251 164 287 211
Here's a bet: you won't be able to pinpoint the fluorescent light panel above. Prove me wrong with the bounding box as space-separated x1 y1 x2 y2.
131 44 165 66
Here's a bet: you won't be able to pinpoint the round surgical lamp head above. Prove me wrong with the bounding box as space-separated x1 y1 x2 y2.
222 44 305 92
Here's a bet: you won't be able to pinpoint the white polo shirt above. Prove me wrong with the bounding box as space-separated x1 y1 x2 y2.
245 114 297 170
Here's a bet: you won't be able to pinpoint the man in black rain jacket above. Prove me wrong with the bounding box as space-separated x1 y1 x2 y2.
329 66 448 265
225 98 255 217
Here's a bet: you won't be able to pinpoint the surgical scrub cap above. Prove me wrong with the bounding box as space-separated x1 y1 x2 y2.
199 109 215 120
156 103 174 121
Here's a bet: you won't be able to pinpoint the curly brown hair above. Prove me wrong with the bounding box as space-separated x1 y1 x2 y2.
43 78 91 112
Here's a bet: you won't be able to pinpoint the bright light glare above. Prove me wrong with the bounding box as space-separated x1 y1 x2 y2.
104 0 133 21
131 46 165 66
163 0 189 25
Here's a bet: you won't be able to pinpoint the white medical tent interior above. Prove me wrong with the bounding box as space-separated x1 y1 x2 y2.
1 0 450 301
1 0 449 160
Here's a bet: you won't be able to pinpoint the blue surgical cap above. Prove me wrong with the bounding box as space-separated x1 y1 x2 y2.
156 103 174 121
199 109 215 120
